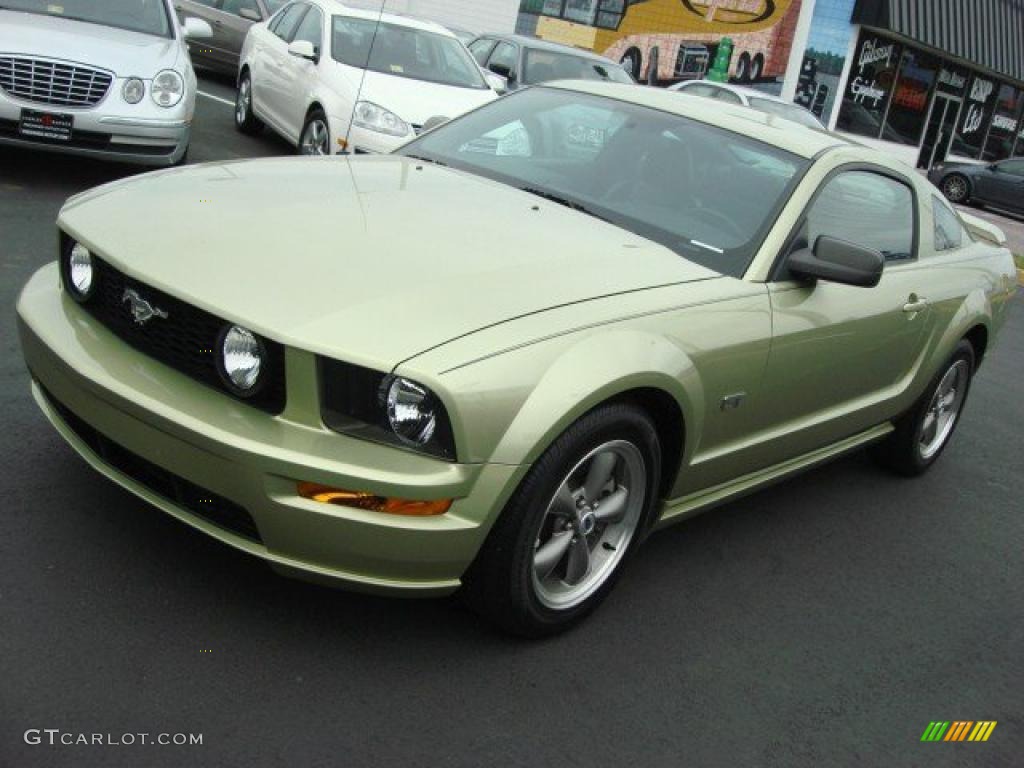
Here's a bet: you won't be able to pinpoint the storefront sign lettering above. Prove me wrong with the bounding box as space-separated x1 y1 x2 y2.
962 104 985 134
858 39 894 70
939 69 966 90
991 114 1018 132
851 76 885 107
970 78 994 103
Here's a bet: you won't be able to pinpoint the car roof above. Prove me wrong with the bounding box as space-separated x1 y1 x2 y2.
477 33 619 63
545 80 850 159
676 80 795 106
311 0 454 36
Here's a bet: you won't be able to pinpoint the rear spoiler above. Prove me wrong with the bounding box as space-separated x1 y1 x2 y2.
958 210 1007 247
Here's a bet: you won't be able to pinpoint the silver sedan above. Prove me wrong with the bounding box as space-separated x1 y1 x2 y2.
0 0 212 165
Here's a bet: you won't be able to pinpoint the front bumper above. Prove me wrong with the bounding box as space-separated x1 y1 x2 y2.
0 89 190 166
17 263 523 596
337 121 410 155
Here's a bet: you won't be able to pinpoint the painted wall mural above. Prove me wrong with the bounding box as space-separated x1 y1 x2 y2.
517 0 804 94
792 0 856 123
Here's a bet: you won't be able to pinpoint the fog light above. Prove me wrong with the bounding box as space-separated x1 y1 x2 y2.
297 482 452 516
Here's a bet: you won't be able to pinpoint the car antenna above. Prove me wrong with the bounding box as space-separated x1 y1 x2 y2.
344 0 388 150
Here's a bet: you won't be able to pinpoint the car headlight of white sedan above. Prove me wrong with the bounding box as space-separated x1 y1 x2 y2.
151 70 184 108
353 101 410 137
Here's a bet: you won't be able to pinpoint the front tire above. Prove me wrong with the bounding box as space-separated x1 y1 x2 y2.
463 403 661 637
872 341 975 476
235 72 263 135
299 108 331 156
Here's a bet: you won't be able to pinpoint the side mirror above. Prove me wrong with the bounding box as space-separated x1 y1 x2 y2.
288 40 318 63
239 7 261 22
183 17 213 40
788 235 884 288
485 71 507 94
421 115 450 133
489 62 512 79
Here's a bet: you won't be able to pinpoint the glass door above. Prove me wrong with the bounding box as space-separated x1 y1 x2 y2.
917 94 961 169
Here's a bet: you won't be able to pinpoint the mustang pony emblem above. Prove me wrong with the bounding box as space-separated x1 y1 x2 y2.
122 288 169 326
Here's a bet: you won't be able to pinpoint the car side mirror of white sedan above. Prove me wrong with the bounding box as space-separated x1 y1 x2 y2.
183 17 213 40
485 72 508 94
288 40 318 62
421 115 450 133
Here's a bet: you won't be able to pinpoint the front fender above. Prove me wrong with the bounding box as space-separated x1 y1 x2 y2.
426 328 700 466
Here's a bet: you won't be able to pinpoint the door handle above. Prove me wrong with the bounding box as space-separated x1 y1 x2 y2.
903 296 929 313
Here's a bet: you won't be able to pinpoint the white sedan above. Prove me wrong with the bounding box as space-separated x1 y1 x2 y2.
670 80 825 130
0 0 211 165
236 1 499 155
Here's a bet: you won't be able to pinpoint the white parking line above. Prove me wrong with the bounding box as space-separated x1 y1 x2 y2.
197 90 235 107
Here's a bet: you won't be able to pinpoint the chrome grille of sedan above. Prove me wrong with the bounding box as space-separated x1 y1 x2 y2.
0 56 113 107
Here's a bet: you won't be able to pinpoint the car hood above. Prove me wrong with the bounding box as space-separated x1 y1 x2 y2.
349 69 498 126
0 10 181 77
59 156 716 370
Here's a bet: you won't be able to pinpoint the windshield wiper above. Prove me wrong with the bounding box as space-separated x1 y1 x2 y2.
519 187 608 222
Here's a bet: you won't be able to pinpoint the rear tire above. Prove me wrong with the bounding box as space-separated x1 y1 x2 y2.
735 52 751 82
751 53 764 81
235 72 263 135
872 341 975 476
941 173 970 204
463 403 661 637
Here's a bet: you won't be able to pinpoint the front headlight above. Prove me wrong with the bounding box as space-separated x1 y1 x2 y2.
219 325 265 395
319 358 456 459
151 69 184 108
65 242 95 301
352 101 410 137
122 77 145 104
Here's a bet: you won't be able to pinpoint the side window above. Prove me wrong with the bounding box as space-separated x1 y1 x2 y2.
291 5 322 52
1000 159 1024 176
802 171 916 263
221 0 261 18
271 3 305 41
468 39 496 66
487 42 518 78
709 86 743 104
932 196 966 252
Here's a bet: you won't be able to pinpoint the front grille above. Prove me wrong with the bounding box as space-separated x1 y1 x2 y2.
0 56 113 107
41 385 263 544
62 238 286 414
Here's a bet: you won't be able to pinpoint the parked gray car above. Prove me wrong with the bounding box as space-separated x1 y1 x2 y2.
175 0 287 74
929 157 1024 215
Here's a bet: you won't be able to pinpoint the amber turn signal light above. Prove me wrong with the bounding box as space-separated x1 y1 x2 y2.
297 482 452 516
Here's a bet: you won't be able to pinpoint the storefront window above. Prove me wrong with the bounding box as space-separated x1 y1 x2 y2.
950 73 999 158
982 84 1023 161
563 0 598 24
884 48 939 146
836 31 901 139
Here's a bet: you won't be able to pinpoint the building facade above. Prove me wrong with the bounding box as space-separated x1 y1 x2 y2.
511 0 1024 169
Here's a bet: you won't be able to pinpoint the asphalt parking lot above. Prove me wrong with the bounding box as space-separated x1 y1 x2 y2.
2 73 1022 767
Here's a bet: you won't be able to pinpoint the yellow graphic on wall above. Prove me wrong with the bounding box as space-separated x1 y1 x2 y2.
520 0 803 89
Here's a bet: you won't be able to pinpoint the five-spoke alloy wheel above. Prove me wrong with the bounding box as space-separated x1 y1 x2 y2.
465 403 661 637
300 109 331 156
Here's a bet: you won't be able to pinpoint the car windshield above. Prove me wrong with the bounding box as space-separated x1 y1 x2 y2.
0 0 172 37
332 17 487 89
523 49 634 85
748 97 822 129
398 88 808 277
265 0 287 12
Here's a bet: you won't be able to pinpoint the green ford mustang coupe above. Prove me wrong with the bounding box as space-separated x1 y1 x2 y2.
17 82 1018 635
